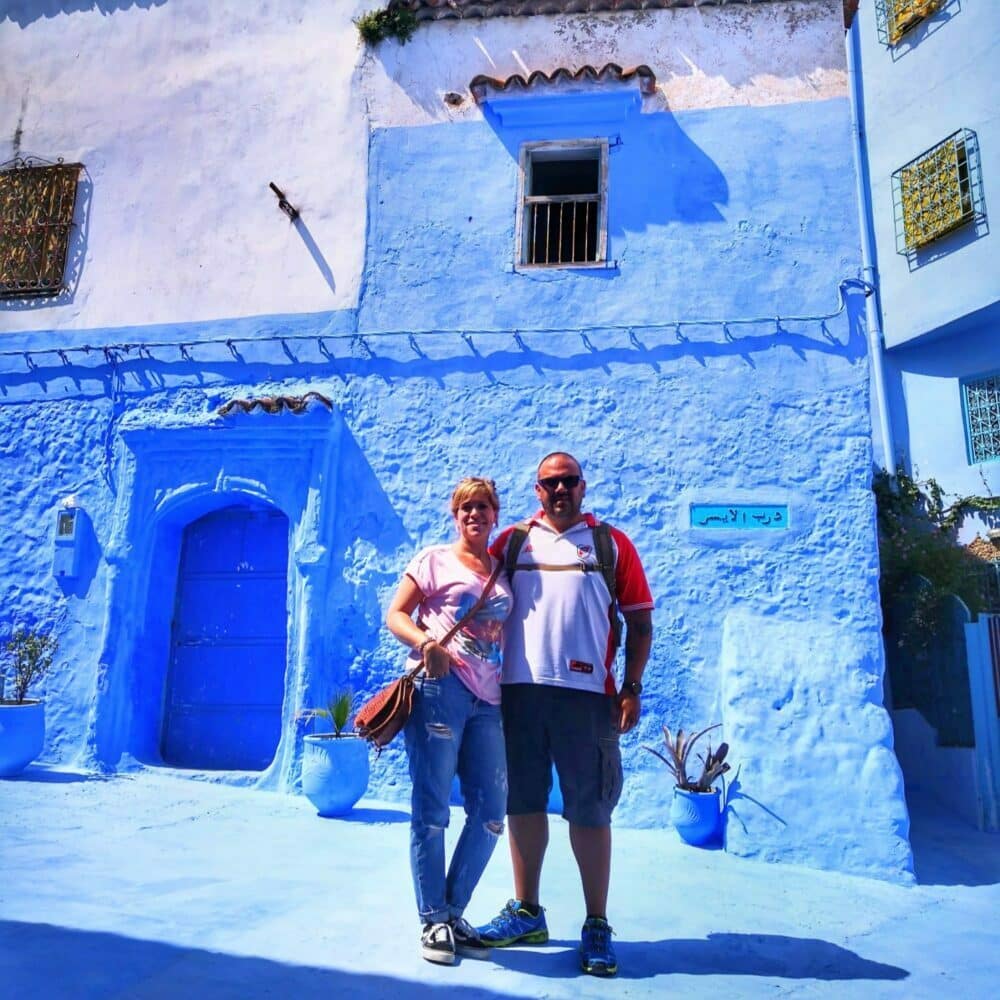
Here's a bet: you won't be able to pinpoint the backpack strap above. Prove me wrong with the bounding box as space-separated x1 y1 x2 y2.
504 519 534 578
593 521 623 654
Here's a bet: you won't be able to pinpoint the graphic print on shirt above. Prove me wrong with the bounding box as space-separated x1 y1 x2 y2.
453 591 511 666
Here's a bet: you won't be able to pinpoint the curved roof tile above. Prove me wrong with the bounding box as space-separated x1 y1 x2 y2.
218 391 333 417
404 0 786 20
470 62 656 102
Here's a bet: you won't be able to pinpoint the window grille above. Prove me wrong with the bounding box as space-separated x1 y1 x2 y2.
517 141 608 268
875 0 944 46
963 373 1000 464
0 158 82 299
892 129 984 254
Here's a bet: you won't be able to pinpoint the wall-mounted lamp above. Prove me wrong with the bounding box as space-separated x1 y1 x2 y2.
269 182 300 221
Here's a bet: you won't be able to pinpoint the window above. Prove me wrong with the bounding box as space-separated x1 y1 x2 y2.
516 141 608 268
892 130 984 254
0 158 81 299
875 0 944 46
963 373 1000 464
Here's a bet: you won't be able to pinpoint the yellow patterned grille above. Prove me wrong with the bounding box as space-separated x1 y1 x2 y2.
0 160 81 298
893 131 982 254
879 0 945 45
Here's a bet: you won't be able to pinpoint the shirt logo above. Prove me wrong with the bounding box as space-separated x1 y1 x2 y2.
522 543 533 553
569 660 594 674
577 545 592 559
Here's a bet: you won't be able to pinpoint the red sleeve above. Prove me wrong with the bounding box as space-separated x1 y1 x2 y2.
610 527 654 611
489 525 515 561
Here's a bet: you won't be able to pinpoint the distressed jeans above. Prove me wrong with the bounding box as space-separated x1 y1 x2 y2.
404 670 507 925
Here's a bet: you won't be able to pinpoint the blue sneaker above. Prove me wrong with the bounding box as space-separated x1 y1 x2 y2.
580 917 617 976
476 899 549 947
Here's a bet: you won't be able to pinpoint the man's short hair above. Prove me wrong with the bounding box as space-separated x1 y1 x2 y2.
537 452 583 478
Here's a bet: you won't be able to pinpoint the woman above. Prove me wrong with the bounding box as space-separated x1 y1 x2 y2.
386 477 513 966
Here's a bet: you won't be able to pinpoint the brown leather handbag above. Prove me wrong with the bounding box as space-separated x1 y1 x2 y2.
355 563 502 750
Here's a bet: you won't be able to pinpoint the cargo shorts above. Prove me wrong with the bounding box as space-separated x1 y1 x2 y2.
500 683 623 828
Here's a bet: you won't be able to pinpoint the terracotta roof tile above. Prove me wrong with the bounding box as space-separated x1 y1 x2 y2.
470 62 655 101
218 391 332 417
405 1 779 19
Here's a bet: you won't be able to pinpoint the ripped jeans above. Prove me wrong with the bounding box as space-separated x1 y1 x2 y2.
404 670 507 926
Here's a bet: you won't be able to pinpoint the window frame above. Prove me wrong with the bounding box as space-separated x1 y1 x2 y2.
515 139 609 271
961 370 1000 466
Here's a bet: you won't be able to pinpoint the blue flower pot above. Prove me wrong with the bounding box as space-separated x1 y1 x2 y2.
670 786 721 845
301 734 370 817
0 700 45 777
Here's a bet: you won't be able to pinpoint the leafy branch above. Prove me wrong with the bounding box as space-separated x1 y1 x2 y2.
355 5 418 46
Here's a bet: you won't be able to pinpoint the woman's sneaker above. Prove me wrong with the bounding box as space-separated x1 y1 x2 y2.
421 921 456 965
476 899 549 947
579 916 617 976
450 917 492 958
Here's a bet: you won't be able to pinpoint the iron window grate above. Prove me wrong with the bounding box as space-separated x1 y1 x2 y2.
963 372 1000 465
0 157 82 299
875 0 944 46
516 140 608 269
891 129 984 255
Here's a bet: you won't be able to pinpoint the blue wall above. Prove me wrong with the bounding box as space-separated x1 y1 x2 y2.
0 95 913 879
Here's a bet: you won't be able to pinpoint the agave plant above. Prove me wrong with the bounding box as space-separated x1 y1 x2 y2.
299 690 355 737
642 723 730 793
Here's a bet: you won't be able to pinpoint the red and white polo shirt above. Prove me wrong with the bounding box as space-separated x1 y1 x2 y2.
490 513 654 695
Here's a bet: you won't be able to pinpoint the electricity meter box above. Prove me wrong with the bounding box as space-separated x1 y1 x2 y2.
53 507 83 579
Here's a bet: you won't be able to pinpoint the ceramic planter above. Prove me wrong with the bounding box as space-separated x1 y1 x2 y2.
670 785 721 845
0 699 45 777
301 733 370 817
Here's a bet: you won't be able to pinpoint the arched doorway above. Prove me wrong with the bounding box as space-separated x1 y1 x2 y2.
161 502 289 770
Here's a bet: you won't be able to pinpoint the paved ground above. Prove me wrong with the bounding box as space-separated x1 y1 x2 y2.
1 767 998 999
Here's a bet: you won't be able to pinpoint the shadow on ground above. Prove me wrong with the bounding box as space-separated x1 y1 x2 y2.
0 921 515 999
491 934 909 982
907 790 1000 888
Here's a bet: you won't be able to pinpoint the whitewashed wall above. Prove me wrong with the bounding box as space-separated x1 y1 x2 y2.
0 0 371 333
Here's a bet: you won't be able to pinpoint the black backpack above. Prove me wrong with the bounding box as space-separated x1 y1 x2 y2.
503 519 623 653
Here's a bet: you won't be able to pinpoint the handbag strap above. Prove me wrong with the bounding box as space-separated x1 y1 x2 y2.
407 560 503 679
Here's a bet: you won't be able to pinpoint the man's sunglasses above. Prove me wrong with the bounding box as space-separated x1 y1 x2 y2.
538 475 582 491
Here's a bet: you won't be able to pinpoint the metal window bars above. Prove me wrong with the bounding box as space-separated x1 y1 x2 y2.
892 129 984 254
524 194 600 266
875 0 945 46
963 373 1000 465
0 157 82 299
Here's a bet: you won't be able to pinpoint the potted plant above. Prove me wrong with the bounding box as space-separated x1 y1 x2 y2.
299 690 370 817
1 626 58 777
643 723 730 845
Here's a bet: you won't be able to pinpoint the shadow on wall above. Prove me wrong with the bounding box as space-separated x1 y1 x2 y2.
320 424 410 702
481 99 729 233
1 0 168 27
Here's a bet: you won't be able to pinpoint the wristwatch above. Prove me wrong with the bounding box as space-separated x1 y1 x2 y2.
621 679 643 697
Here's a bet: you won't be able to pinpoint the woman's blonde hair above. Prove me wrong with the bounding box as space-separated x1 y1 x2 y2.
450 477 501 516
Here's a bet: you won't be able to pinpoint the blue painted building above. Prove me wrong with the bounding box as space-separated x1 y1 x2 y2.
849 0 1000 521
0 1 912 880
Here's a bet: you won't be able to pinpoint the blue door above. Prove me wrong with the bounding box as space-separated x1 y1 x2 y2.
161 503 289 770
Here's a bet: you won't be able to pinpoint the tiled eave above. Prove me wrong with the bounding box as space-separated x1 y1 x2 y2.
402 1 856 30
470 63 656 102
403 0 793 20
218 391 333 417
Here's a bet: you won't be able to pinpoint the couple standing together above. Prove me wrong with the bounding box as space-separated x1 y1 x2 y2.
386 452 654 977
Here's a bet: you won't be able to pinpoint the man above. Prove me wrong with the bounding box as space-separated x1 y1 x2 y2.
477 452 653 977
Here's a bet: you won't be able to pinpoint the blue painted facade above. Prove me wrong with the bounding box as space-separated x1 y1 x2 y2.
0 4 913 880
850 2 1000 510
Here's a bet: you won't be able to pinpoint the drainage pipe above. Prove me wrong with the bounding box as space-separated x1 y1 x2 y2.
846 16 897 477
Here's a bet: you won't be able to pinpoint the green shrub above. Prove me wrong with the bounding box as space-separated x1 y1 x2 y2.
355 6 418 46
2 627 58 704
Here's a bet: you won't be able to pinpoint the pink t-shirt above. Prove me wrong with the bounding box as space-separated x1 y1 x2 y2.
404 545 513 704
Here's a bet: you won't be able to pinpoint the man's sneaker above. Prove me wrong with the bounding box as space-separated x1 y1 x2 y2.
450 916 491 959
580 916 617 977
476 899 549 947
421 921 456 965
